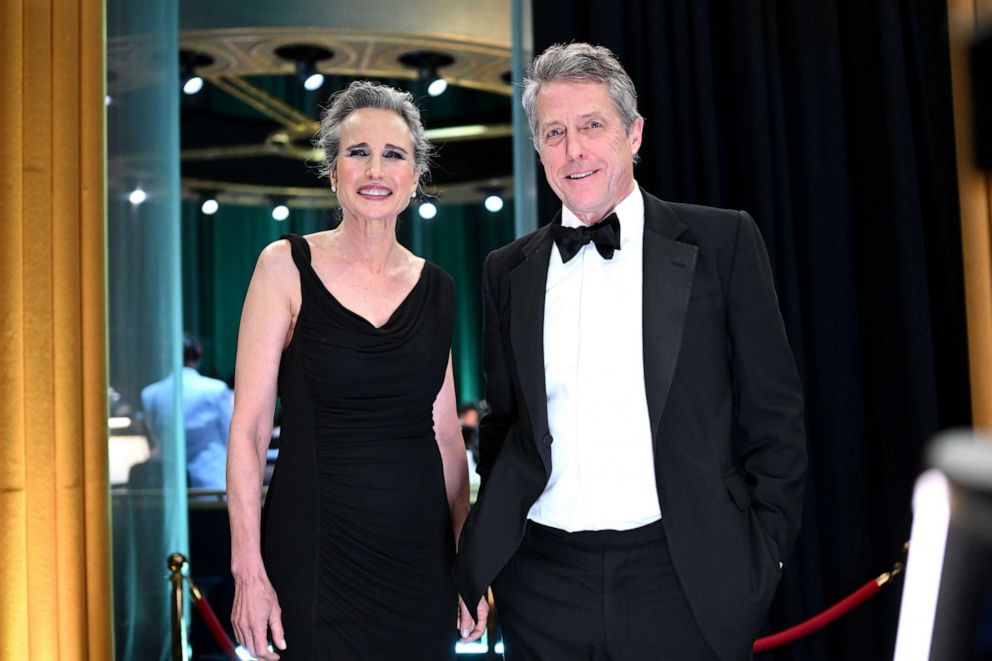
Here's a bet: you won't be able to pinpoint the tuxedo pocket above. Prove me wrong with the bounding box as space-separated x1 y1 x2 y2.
688 291 723 314
724 468 753 511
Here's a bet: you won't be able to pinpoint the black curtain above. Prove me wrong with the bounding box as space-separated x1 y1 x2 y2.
531 2 970 659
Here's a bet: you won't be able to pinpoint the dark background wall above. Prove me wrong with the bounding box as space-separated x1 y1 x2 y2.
530 1 971 659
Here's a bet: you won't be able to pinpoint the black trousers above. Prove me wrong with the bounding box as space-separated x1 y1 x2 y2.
491 519 720 661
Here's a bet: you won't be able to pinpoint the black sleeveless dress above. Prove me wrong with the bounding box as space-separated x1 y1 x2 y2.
261 234 458 660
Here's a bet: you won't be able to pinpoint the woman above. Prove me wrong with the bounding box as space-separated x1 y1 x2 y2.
227 81 482 660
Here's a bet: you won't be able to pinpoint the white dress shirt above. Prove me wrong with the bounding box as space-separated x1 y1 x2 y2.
528 184 662 532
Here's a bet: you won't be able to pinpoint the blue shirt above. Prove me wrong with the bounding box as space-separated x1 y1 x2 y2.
141 367 233 489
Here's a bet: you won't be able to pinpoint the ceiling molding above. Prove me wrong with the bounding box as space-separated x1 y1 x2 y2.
108 27 515 208
179 27 512 96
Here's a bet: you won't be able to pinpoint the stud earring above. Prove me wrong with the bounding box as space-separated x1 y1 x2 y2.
410 190 417 198
331 184 337 193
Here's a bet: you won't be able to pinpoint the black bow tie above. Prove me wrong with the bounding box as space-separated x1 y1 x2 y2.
551 213 621 263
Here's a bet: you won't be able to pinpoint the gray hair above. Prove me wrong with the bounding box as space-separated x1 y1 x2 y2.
521 42 641 150
313 80 432 185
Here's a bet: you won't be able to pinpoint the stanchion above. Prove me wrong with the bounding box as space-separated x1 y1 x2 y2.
167 553 189 661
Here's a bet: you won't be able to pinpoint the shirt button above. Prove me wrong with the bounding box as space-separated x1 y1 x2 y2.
542 433 553 446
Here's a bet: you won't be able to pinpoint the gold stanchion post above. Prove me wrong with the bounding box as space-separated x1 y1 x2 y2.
168 553 189 661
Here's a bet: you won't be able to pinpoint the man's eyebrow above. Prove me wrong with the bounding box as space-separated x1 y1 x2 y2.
539 111 606 131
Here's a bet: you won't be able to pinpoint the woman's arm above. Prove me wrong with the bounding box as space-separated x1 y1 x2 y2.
432 352 469 544
227 240 298 661
433 353 490 641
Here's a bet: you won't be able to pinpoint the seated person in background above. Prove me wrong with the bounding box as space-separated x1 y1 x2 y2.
141 332 233 490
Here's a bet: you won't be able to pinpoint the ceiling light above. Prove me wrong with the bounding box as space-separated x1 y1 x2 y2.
484 194 504 213
303 71 325 92
128 187 146 205
427 77 448 97
182 77 204 96
275 44 334 92
399 51 455 98
272 203 290 221
182 76 204 95
418 202 437 220
201 197 219 215
179 50 213 96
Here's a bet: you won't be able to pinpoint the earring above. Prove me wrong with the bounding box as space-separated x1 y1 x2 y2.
331 184 337 193
410 190 417 198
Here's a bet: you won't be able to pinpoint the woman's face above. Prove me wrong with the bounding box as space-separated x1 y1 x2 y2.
331 108 420 223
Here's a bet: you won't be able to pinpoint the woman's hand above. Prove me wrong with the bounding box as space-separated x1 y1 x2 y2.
231 569 286 661
457 593 490 642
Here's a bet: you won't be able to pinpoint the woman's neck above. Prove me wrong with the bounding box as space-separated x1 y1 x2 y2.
332 215 402 274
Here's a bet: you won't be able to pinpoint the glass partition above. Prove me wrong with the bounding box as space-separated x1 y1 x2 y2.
107 1 189 659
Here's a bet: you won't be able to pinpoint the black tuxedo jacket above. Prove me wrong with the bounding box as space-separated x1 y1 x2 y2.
454 190 806 661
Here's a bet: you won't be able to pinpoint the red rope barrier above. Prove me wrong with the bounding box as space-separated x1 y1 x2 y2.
173 552 902 657
188 579 241 661
753 564 903 653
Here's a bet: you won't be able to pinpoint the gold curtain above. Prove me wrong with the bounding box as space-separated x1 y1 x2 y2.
947 0 992 430
0 1 113 659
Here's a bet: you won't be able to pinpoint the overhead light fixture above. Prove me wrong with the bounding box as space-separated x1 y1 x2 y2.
427 78 448 97
272 200 290 221
183 74 204 96
399 51 455 97
418 202 437 220
275 44 334 92
179 50 213 96
481 186 505 213
480 185 505 213
484 194 504 213
200 195 219 215
128 186 147 205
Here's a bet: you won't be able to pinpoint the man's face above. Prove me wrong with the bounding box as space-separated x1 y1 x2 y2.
535 80 643 224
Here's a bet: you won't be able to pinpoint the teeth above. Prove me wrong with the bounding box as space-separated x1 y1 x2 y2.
361 189 390 196
567 171 593 180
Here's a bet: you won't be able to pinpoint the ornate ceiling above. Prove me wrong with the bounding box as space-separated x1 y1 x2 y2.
108 22 516 210
185 28 514 209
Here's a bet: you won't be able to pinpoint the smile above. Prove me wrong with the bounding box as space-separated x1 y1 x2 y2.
358 187 391 197
566 171 595 180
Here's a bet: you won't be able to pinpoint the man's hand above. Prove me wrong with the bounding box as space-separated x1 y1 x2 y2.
457 594 490 642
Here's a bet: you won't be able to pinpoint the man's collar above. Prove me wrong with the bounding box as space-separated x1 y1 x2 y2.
561 182 642 228
561 182 644 245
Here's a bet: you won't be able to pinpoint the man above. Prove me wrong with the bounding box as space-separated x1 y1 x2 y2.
454 43 806 660
141 332 233 490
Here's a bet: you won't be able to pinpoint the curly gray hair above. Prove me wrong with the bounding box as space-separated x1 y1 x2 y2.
521 43 641 151
313 80 432 186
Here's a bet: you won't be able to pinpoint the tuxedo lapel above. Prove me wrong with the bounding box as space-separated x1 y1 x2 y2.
641 192 697 441
509 224 555 472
